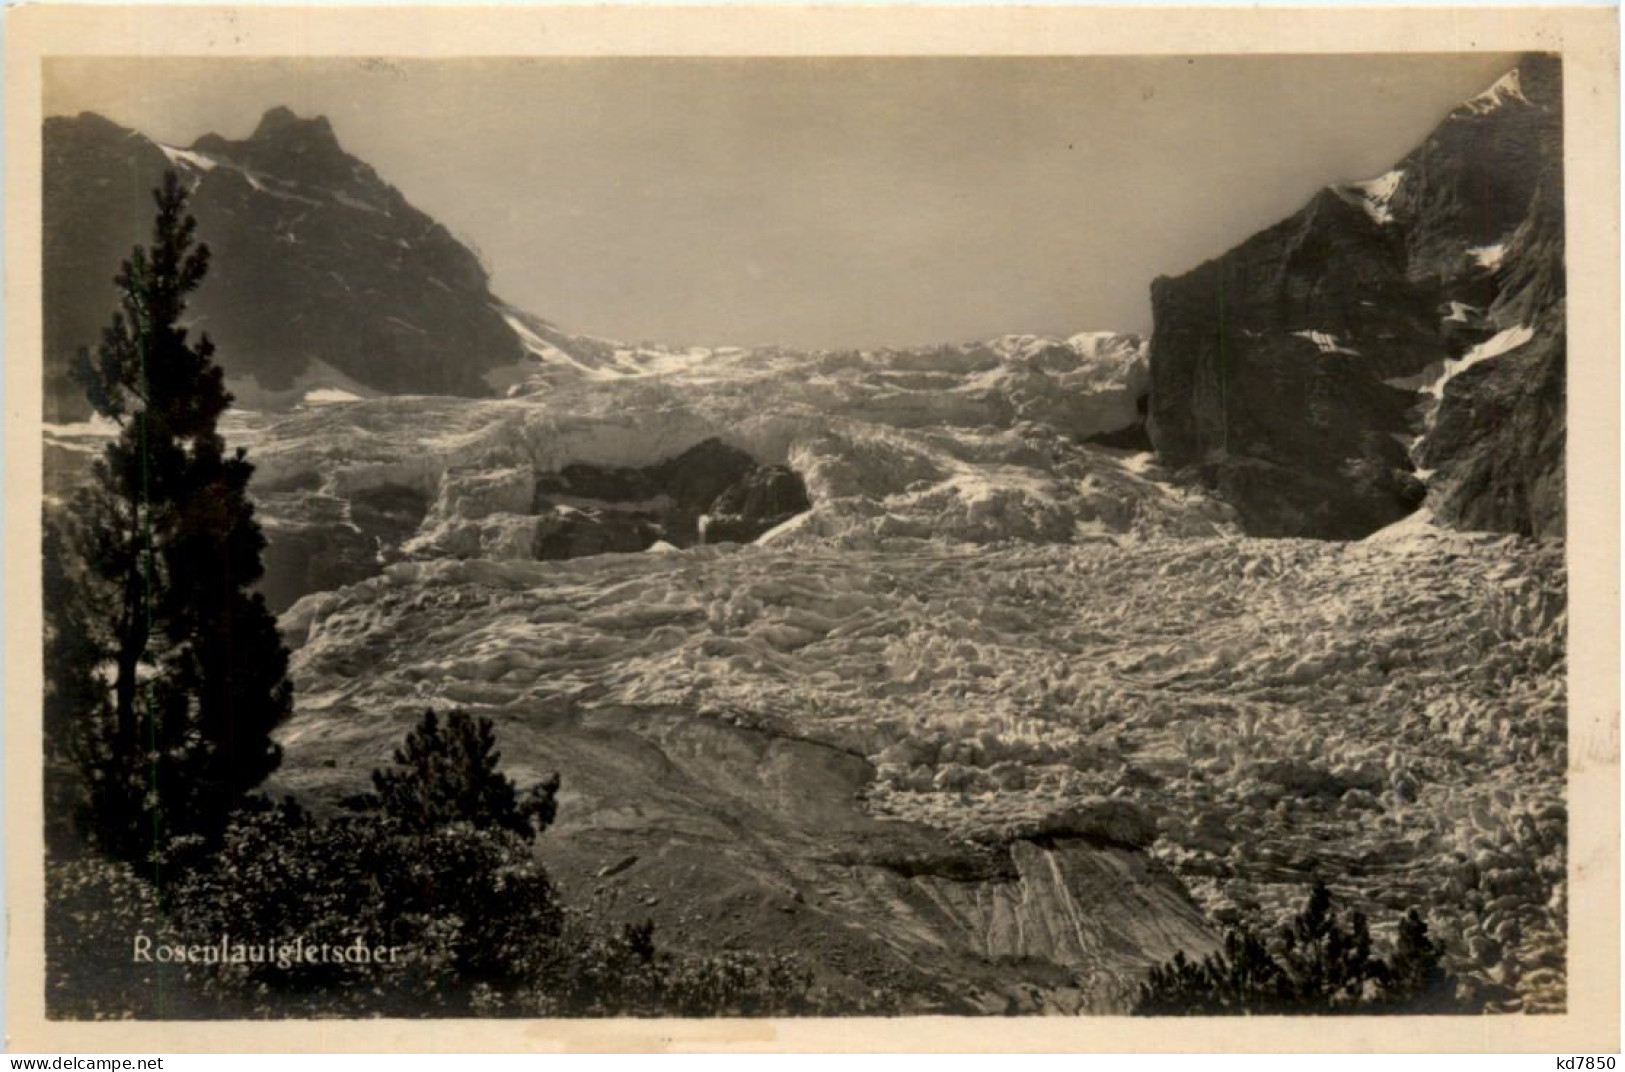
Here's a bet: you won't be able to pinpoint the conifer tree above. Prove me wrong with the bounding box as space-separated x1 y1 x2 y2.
371 709 559 840
1386 908 1447 1003
47 170 291 867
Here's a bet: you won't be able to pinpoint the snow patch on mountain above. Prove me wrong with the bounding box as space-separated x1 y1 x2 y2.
1293 330 1359 355
1463 69 1531 115
302 387 365 406
157 144 219 173
1452 324 1536 379
493 309 610 383
1336 168 1404 225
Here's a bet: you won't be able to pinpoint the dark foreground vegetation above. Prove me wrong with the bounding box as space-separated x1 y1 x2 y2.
1134 881 1461 1015
50 709 825 1018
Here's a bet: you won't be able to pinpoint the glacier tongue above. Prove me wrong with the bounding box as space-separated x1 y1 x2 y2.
276 532 1566 1013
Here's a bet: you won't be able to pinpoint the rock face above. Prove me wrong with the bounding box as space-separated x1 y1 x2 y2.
705 464 811 544
394 439 815 572
43 107 523 419
1417 172 1566 537
1147 55 1564 538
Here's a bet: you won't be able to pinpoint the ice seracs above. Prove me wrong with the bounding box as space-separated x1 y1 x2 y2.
277 530 1566 1012
497 309 602 378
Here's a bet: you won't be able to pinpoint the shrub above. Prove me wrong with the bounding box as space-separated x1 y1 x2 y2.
366 708 558 840
1134 881 1461 1015
1386 907 1450 1008
509 912 822 1017
168 797 561 1015
160 709 825 1017
45 853 220 1019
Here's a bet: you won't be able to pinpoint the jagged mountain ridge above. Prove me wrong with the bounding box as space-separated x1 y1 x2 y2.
48 58 1566 540
1147 55 1565 539
43 105 1177 613
43 107 1151 427
44 107 523 419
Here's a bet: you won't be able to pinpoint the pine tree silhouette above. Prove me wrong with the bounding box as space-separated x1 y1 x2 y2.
1385 907 1448 1006
371 709 559 840
1135 881 1457 1014
48 170 292 868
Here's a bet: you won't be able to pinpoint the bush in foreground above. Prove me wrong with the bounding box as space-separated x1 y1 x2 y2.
169 800 560 1014
1133 881 1459 1015
366 709 559 840
155 709 823 1017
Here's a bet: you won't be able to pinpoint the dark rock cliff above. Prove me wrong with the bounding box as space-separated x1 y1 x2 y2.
43 108 523 419
1147 55 1564 538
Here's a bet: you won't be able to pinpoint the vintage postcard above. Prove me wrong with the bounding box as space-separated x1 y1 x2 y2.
4 4 1618 1054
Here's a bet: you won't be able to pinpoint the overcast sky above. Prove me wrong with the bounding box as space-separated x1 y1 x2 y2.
47 54 1518 348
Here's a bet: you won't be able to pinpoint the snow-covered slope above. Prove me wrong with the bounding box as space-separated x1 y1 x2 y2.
485 303 1152 436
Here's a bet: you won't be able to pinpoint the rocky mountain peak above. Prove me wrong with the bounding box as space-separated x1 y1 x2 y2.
1457 52 1561 118
242 106 345 160
190 106 355 190
1148 54 1565 539
251 105 336 141
43 108 521 419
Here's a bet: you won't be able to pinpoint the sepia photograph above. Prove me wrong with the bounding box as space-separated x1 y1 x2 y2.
5 3 1619 1055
